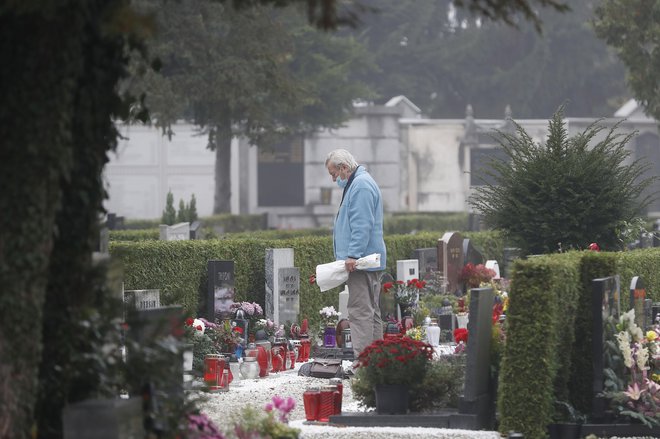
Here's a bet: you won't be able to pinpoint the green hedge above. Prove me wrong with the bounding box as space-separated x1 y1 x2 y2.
109 230 503 332
498 248 660 438
497 254 581 438
109 229 160 241
384 212 469 235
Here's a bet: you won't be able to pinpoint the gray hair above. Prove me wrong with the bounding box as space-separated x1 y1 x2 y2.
325 149 358 172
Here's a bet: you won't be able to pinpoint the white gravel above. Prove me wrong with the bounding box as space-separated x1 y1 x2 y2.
196 360 502 439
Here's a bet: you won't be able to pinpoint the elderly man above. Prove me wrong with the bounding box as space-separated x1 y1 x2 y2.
325 149 386 360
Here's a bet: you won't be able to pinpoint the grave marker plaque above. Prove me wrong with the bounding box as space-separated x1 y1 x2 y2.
278 267 300 325
124 289 161 312
207 260 235 321
265 248 294 325
438 232 464 295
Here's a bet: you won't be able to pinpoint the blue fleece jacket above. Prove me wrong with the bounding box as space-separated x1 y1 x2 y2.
332 166 386 271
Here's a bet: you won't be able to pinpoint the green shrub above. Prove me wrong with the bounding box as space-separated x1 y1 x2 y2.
109 231 504 334
351 354 466 412
470 107 655 254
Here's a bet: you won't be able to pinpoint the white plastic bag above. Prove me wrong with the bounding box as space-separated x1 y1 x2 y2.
315 253 381 292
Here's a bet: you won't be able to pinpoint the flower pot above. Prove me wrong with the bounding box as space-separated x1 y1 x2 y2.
374 384 409 414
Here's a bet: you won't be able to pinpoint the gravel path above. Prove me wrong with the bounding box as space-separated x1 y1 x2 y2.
196 361 503 439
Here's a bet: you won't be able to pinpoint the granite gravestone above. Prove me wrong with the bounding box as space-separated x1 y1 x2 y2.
462 239 484 267
159 222 190 241
438 232 464 295
124 305 185 433
591 275 621 421
189 220 202 239
456 286 495 430
278 267 300 326
265 248 294 325
411 248 438 281
124 289 161 311
207 260 235 321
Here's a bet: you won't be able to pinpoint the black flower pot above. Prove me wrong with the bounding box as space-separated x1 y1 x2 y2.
374 384 409 415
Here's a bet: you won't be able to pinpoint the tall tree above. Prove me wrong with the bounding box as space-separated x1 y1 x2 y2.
348 0 627 118
128 0 375 213
593 0 660 122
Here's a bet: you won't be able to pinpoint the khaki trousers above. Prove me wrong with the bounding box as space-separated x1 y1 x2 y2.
346 270 383 358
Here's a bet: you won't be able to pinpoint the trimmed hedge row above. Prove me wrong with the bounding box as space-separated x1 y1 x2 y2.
497 254 581 438
498 249 660 438
109 230 503 332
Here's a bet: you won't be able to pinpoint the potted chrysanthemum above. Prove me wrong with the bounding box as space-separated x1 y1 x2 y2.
353 337 434 414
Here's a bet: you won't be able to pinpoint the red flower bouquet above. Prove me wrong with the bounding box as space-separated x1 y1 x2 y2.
383 278 426 306
355 337 434 386
459 263 496 288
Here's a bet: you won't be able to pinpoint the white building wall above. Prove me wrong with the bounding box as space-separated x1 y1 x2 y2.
104 123 240 220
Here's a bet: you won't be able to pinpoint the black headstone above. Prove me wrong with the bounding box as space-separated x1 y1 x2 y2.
591 275 620 421
462 239 484 267
189 220 202 239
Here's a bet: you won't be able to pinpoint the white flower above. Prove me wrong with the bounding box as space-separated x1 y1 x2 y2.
616 331 633 368
635 344 650 371
319 306 340 319
192 318 205 335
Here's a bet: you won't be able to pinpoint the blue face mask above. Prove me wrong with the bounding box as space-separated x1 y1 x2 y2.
336 177 347 188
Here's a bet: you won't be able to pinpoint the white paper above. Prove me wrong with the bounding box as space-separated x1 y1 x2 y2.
315 253 381 292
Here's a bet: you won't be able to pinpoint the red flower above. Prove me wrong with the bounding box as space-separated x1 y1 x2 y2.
492 303 504 324
454 328 469 344
382 282 394 291
185 318 194 326
232 326 244 334
195 325 203 331
588 243 600 252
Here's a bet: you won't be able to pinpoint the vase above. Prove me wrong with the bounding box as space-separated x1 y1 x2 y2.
426 321 440 347
323 325 336 348
374 384 409 414
456 313 469 329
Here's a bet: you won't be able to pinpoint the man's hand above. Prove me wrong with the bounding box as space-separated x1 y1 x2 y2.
345 257 357 272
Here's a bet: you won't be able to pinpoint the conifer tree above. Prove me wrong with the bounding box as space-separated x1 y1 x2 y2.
161 190 176 225
469 106 655 254
188 194 198 222
177 199 187 223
